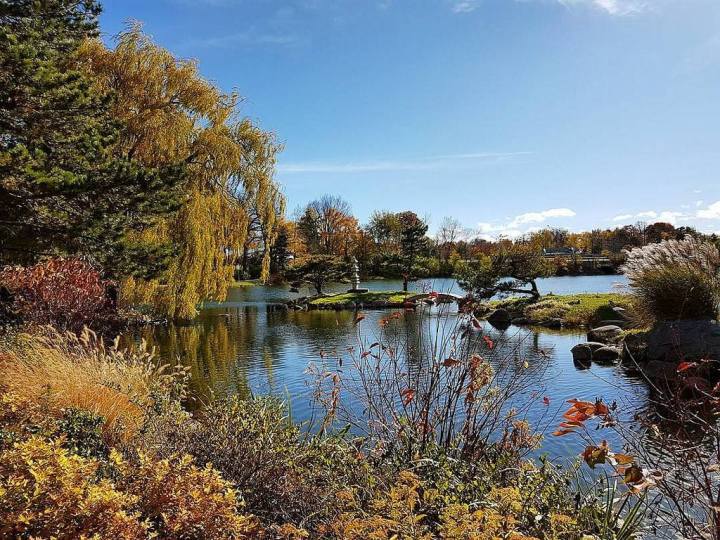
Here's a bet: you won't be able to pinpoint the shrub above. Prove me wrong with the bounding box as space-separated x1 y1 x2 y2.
622 236 720 323
115 451 262 539
0 436 148 540
0 257 118 331
0 328 179 446
141 395 367 529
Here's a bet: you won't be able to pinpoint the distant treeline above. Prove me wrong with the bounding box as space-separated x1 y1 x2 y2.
240 195 718 280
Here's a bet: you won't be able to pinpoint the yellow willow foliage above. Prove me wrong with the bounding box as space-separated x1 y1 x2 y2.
122 190 248 319
80 26 284 317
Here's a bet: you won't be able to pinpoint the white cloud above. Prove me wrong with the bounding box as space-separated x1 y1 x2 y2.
476 207 575 240
611 209 684 225
277 151 531 174
509 208 576 227
451 1 480 13
697 200 720 220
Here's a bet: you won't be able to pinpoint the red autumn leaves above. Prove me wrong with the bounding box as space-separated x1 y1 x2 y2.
553 398 660 493
553 398 610 437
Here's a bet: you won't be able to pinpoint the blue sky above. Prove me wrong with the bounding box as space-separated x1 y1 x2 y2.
100 0 720 237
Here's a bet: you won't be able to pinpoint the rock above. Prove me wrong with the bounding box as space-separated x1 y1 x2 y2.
598 320 627 329
571 344 593 363
585 342 608 351
593 346 621 364
511 317 529 325
646 320 720 364
641 360 679 381
488 309 512 327
587 325 623 344
620 332 648 363
613 306 631 321
539 318 563 328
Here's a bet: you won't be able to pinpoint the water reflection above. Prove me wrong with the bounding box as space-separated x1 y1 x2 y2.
119 277 645 461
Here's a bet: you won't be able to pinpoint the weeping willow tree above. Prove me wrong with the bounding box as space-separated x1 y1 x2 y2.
79 26 284 318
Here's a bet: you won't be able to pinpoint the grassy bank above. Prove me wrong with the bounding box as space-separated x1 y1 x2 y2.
233 279 257 287
309 290 413 306
480 293 632 327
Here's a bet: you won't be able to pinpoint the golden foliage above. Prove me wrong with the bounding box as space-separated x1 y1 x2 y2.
114 450 262 539
80 26 285 318
0 436 148 540
0 328 170 446
328 471 432 540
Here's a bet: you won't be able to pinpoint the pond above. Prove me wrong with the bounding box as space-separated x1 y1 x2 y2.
120 274 640 461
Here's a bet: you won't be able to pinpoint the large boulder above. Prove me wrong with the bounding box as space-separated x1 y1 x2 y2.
646 320 720 363
571 344 593 363
593 346 621 364
613 306 631 321
587 325 623 344
620 332 649 363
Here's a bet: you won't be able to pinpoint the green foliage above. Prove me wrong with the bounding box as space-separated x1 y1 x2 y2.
57 408 108 460
141 395 367 530
0 0 184 274
309 290 412 306
456 245 553 299
286 254 349 294
398 211 429 290
523 293 632 327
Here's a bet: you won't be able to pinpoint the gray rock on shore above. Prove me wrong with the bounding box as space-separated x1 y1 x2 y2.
587 324 623 344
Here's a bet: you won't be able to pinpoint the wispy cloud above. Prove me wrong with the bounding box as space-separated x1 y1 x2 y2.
611 201 720 227
183 30 300 49
511 208 576 226
277 151 532 174
612 210 683 224
451 1 481 13
517 0 650 16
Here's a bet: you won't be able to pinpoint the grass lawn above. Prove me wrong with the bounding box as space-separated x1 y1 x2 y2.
233 280 257 287
490 293 632 327
309 290 413 306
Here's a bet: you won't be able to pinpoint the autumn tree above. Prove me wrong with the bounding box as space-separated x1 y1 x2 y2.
436 216 463 261
80 27 285 318
366 210 402 255
297 195 358 257
0 1 184 271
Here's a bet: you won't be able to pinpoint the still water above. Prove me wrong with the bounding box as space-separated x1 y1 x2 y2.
120 274 639 460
